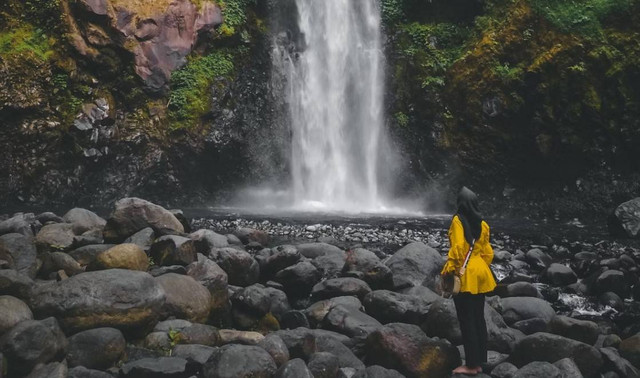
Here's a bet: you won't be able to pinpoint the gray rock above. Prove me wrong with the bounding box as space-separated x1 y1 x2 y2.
274 358 313 378
492 361 518 378
256 245 301 279
385 242 443 290
306 296 362 327
512 317 548 335
68 366 114 378
39 251 83 278
30 269 165 334
67 327 126 369
513 361 561 378
525 248 552 270
509 332 603 377
322 304 382 338
363 289 434 325
308 351 340 378
190 229 229 253
608 198 640 238
352 365 406 378
150 235 197 266
103 198 184 242
275 260 322 298
203 344 277 378
120 356 189 377
36 223 75 252
596 270 629 298
235 227 270 246
311 277 372 301
548 315 599 345
343 248 393 290
186 255 228 310
258 334 290 367
26 361 68 378
0 295 33 335
297 243 345 258
0 213 37 237
620 334 640 370
500 297 555 326
124 227 155 251
0 269 34 299
172 344 217 368
0 317 67 377
545 263 578 286
601 347 640 378
0 233 37 278
552 358 583 378
209 247 260 286
155 273 212 323
68 244 115 266
63 208 106 234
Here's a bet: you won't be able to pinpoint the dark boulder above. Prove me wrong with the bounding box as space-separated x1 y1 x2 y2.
0 269 34 299
363 289 434 325
308 351 340 378
209 247 260 286
63 208 106 234
601 347 640 378
306 296 362 327
124 227 156 251
120 357 190 378
620 333 640 369
0 233 37 278
547 315 599 345
26 362 68 378
275 260 322 298
513 361 561 378
385 242 443 290
36 223 76 252
67 327 126 369
103 198 184 242
608 198 640 238
68 366 114 378
274 358 313 378
68 244 115 266
500 297 555 326
343 248 393 290
552 358 583 378
322 304 382 338
186 255 229 310
311 277 372 301
545 263 578 286
235 227 270 246
256 245 301 280
352 365 406 378
0 295 33 335
525 248 552 270
189 229 229 253
171 344 217 370
150 235 197 266
155 273 212 323
596 270 629 298
0 213 37 237
203 344 277 378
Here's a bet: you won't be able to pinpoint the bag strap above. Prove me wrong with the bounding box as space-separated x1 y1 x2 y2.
458 239 476 277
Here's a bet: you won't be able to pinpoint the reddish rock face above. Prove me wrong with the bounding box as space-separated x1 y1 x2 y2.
70 0 223 89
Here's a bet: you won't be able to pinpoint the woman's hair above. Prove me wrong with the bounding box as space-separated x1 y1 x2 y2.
456 186 483 244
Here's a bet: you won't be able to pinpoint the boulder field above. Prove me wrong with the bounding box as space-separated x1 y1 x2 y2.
1 197 640 377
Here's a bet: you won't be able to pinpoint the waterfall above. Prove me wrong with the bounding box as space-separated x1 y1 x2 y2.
275 0 396 213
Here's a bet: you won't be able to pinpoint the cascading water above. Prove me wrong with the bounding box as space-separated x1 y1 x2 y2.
273 0 400 213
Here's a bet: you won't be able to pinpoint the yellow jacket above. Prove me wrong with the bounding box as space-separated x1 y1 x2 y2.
440 215 496 294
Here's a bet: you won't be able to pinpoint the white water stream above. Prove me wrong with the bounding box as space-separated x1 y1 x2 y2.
276 0 401 213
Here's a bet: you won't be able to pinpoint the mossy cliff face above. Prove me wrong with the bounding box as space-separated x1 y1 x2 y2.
383 0 640 215
0 0 271 210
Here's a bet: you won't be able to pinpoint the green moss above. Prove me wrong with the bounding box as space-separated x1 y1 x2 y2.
395 112 409 127
218 0 257 36
168 51 236 129
0 25 54 61
381 0 406 25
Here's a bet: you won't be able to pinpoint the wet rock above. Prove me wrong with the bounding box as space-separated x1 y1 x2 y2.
68 244 115 266
547 315 599 345
0 233 37 278
39 252 83 278
298 242 345 258
256 245 301 279
231 284 290 330
178 323 221 346
525 248 552 270
203 344 277 378
171 344 216 370
219 329 264 345
103 198 184 242
155 273 212 323
170 209 191 234
600 292 625 311
312 277 372 301
509 332 603 377
596 270 629 298
545 263 578 286
608 198 640 238
124 227 155 251
343 248 393 290
495 281 540 298
145 331 171 350
30 269 165 334
513 361 561 378
68 366 114 378
552 357 583 378
0 295 33 335
235 227 270 246
190 229 229 253
258 334 290 367
492 361 518 378
352 365 406 378
0 213 37 237
306 296 362 327
36 223 76 252
150 235 197 266
512 317 548 335
0 269 34 299
308 351 340 378
209 247 260 286
280 310 310 329
601 347 640 378
312 251 348 278
186 255 228 309
63 208 106 234
365 322 460 377
385 242 443 290
120 356 189 377
275 260 322 298
274 358 313 378
88 243 148 271
322 304 382 338
26 362 68 378
620 333 640 369
363 289 434 325
500 297 555 326
67 327 126 369
0 317 67 377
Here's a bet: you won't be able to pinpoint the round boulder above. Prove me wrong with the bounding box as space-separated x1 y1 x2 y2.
500 297 555 326
150 235 197 267
513 361 561 378
545 263 578 286
67 327 126 369
0 295 33 335
608 197 640 238
547 315 599 345
311 277 372 301
30 269 165 334
619 333 640 369
36 223 75 252
384 242 442 290
209 247 259 286
63 208 106 234
0 233 37 278
103 198 184 242
274 358 313 378
596 270 629 298
155 273 212 323
203 344 277 378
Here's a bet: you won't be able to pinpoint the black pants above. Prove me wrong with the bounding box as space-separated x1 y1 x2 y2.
453 292 487 368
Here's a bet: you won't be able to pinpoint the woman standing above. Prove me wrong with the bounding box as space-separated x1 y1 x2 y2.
440 187 496 375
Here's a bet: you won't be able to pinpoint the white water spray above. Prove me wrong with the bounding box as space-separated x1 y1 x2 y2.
276 0 398 213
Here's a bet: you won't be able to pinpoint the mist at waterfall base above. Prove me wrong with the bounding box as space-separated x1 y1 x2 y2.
232 0 425 216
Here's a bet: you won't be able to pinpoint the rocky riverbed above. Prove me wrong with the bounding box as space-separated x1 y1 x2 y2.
1 197 640 378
